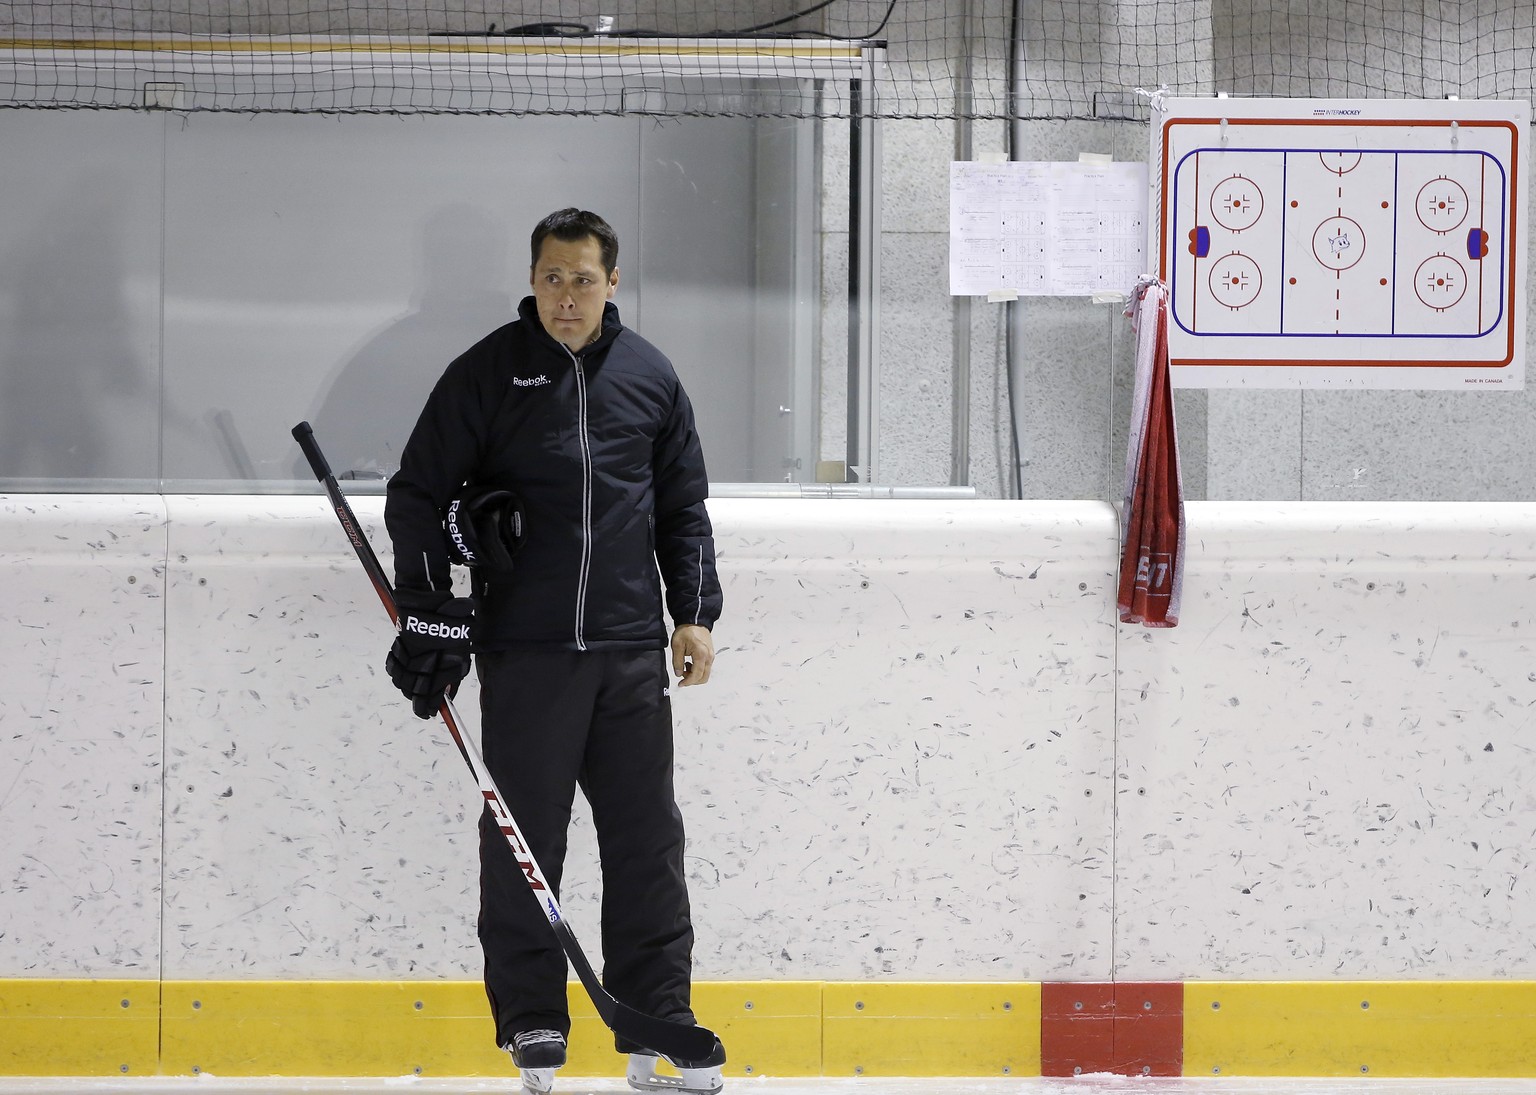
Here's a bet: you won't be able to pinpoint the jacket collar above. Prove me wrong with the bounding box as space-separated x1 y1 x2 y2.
518 296 623 357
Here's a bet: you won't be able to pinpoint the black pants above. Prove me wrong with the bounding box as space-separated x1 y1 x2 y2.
475 647 695 1051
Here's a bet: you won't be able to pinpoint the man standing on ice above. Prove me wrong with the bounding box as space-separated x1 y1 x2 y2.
381 207 725 1095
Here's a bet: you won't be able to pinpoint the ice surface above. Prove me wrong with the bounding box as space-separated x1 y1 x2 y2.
2 1078 1535 1095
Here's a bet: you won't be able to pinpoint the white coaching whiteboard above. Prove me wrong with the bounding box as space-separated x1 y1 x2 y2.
1153 97 1529 390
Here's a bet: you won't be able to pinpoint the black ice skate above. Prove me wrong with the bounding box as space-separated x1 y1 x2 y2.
626 1037 727 1095
508 1029 566 1095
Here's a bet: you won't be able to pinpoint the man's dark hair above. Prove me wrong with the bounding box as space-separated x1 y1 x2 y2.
530 208 619 276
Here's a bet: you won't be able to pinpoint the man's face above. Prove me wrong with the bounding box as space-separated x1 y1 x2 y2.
531 234 618 352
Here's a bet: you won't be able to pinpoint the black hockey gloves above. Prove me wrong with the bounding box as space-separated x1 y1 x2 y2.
386 589 475 718
445 485 524 577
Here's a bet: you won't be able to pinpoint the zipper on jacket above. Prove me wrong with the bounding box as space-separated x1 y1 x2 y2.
566 343 594 650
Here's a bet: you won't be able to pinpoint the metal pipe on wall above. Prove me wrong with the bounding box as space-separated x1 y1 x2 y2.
845 73 880 484
1006 0 1028 499
950 0 974 488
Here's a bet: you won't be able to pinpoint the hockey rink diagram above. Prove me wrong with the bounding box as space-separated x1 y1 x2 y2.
1157 103 1527 387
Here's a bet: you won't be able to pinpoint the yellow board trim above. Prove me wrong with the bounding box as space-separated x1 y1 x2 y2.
822 982 1040 1077
1185 981 1536 1077
693 982 823 1078
11 979 1536 1077
0 980 160 1076
162 980 826 1078
161 980 503 1077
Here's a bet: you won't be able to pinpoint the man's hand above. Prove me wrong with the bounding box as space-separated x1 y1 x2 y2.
386 589 474 718
670 624 714 687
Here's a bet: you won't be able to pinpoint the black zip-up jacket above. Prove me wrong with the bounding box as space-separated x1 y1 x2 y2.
384 297 721 651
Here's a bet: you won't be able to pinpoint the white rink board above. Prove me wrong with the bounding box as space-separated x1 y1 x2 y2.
153 496 1123 981
678 500 1120 980
5 497 1536 982
0 495 166 978
1116 503 1536 978
160 495 484 979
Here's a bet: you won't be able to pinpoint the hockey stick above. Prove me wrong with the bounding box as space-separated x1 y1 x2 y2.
291 421 719 1065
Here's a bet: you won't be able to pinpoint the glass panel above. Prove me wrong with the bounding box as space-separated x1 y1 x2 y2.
160 112 643 492
637 103 819 484
0 110 164 490
0 97 820 493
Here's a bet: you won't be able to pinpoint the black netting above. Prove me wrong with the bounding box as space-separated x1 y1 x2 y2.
0 1 1532 116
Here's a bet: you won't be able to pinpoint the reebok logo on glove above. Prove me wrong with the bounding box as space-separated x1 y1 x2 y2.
387 590 475 719
445 515 476 565
399 614 472 640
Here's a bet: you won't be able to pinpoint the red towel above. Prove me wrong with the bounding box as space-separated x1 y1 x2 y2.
1118 278 1185 627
